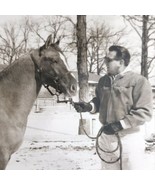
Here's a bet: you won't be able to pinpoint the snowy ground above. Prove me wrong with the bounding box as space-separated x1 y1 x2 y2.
6 101 155 170
7 103 101 170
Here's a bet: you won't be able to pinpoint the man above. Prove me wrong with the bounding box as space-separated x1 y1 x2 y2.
74 45 153 170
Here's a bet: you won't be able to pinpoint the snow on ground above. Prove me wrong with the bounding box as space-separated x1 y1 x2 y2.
7 135 100 170
6 102 155 170
7 103 101 170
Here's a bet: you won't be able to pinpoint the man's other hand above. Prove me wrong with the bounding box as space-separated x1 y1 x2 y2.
102 121 123 135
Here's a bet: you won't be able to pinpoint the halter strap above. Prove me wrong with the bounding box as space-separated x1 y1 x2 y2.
30 53 60 96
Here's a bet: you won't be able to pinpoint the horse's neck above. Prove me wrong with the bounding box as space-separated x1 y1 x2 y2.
0 53 42 119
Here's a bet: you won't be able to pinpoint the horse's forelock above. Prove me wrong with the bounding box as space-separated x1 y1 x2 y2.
39 43 72 75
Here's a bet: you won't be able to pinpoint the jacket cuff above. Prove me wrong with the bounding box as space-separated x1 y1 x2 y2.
90 102 97 113
120 119 131 129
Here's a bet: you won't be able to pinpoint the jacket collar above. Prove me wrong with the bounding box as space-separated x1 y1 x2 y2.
109 66 132 80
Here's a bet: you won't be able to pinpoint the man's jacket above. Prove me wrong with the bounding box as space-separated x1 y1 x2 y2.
91 71 153 130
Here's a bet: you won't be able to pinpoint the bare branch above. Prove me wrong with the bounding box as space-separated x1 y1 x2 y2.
122 15 142 39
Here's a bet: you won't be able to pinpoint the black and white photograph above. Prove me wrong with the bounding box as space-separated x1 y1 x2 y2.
2 0 155 183
0 14 154 172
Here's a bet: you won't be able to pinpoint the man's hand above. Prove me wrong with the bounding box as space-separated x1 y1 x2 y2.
102 121 123 135
73 102 92 112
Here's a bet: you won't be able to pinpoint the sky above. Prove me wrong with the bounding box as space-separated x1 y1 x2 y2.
0 15 154 84
0 15 140 45
0 15 139 43
0 15 142 64
0 15 141 71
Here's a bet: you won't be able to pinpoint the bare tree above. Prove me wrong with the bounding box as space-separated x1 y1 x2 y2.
141 15 149 78
27 15 77 71
77 15 91 135
63 16 128 75
123 15 155 79
76 15 89 101
28 16 74 49
87 20 127 75
0 17 31 65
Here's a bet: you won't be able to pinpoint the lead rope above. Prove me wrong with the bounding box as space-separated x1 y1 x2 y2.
41 90 123 170
79 111 123 170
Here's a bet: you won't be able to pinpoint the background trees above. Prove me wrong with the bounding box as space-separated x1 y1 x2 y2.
0 15 154 81
123 15 155 79
76 15 89 101
0 17 31 65
87 20 126 75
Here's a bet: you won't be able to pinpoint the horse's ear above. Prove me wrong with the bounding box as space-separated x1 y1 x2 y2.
55 39 60 46
45 35 53 48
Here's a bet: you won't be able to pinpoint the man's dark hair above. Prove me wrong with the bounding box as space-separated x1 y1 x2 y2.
109 45 130 66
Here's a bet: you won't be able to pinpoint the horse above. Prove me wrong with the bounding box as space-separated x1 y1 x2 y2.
0 35 77 170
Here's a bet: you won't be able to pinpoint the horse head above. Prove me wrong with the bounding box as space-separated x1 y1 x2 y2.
31 35 77 97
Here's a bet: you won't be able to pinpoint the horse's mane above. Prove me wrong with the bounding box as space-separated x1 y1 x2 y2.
0 54 32 80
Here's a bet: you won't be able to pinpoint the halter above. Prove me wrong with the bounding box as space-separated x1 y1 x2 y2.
30 53 62 97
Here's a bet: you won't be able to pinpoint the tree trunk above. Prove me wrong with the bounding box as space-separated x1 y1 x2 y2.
96 29 100 75
76 15 89 101
77 15 90 135
141 15 149 79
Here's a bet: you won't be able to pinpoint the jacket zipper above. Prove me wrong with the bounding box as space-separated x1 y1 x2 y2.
106 76 114 123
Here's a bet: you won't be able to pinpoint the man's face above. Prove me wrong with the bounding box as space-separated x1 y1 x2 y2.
105 51 122 75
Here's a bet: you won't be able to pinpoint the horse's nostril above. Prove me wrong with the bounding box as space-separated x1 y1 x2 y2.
70 84 76 93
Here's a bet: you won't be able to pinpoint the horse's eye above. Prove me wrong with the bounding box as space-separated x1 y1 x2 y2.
49 60 57 66
52 59 58 64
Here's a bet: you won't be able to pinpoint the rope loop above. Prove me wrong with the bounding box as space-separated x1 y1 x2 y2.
79 112 123 170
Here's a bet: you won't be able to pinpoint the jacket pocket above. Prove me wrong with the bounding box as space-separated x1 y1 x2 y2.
111 86 133 119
